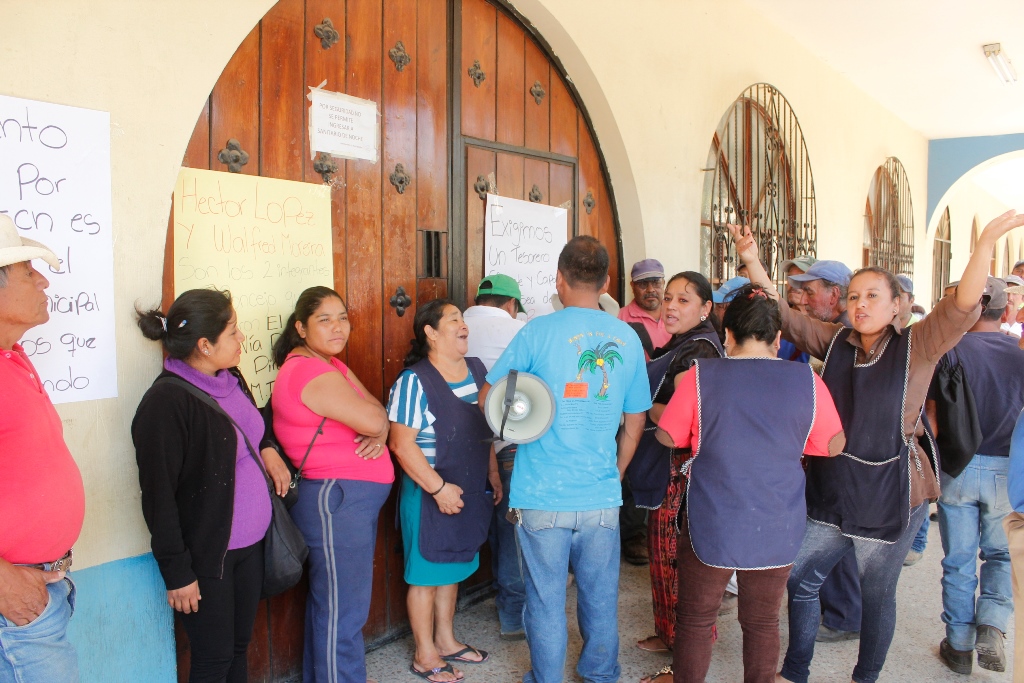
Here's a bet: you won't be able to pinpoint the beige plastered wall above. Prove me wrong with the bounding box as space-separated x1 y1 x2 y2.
0 0 928 569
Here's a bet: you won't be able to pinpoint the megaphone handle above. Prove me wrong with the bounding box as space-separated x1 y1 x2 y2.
498 370 519 442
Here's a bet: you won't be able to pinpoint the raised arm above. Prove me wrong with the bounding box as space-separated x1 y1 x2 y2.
955 210 1024 309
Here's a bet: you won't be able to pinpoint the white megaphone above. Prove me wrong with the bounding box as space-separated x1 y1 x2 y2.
484 370 556 444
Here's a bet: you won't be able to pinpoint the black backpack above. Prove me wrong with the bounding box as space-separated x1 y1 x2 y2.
932 348 983 479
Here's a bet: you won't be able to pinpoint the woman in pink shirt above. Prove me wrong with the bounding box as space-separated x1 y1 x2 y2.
270 286 394 683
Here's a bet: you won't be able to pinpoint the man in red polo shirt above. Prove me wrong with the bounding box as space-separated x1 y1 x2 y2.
618 258 671 360
0 214 85 681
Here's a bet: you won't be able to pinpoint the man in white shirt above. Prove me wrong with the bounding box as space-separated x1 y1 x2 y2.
464 274 527 639
1002 276 1024 338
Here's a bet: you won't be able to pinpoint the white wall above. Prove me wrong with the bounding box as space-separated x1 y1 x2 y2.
0 0 929 569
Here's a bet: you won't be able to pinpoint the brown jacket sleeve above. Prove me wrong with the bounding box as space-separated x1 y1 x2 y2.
779 299 843 360
908 294 981 366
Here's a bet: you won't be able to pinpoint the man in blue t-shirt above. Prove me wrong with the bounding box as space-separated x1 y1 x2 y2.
928 277 1024 674
481 236 651 683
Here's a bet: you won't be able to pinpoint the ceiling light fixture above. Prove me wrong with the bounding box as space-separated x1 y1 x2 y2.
983 43 1018 85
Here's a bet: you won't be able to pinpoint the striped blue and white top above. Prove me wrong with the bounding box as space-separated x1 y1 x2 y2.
386 369 479 467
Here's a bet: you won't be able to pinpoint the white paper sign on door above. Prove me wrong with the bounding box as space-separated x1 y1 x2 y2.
483 194 568 320
0 94 116 404
308 88 379 163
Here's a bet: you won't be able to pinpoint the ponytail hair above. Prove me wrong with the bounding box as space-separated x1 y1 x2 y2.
136 288 234 360
721 283 782 346
272 286 346 368
404 298 456 367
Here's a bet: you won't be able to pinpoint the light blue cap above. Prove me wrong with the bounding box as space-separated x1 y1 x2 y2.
787 260 852 288
713 276 750 303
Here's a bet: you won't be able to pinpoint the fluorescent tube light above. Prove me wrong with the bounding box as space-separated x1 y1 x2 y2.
983 43 1018 85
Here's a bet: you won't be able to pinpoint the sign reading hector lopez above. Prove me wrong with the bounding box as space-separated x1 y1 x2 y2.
0 94 116 404
308 87 379 164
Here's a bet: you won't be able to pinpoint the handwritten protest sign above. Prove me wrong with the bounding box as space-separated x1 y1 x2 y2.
173 168 333 405
484 194 568 320
0 94 115 404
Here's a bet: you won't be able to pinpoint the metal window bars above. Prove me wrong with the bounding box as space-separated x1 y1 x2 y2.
865 157 915 277
700 83 817 292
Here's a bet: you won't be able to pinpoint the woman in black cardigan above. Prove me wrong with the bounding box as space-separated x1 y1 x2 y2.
132 289 290 683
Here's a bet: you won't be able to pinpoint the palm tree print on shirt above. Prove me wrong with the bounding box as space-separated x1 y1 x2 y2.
577 341 624 400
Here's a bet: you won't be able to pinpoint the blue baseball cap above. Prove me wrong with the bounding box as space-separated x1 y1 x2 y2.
896 274 914 295
712 276 750 303
787 260 852 287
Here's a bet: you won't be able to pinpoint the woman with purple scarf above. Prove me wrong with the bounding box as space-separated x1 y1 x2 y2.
132 289 291 683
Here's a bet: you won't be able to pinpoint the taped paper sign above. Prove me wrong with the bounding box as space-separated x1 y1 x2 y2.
173 168 334 405
484 194 568 320
0 94 116 404
308 87 379 163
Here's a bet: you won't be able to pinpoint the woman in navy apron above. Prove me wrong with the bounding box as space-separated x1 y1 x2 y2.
730 210 1024 683
387 299 501 683
644 285 844 683
627 272 723 655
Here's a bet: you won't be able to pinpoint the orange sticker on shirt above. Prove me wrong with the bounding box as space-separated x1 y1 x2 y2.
563 382 589 399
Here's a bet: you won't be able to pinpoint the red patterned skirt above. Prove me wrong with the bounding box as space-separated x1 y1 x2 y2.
646 449 688 647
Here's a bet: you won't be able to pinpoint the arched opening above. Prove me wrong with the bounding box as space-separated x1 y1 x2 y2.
864 157 914 275
931 207 951 307
700 83 817 293
161 0 626 676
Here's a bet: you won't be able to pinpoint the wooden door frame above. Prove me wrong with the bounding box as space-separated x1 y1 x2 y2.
448 0 624 310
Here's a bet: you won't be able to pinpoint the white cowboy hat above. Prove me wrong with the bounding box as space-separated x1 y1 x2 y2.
0 213 60 269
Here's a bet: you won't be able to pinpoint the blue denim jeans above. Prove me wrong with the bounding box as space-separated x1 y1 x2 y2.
291 478 392 683
489 446 525 634
938 455 1013 651
515 507 621 683
780 504 926 683
911 510 930 553
0 575 79 683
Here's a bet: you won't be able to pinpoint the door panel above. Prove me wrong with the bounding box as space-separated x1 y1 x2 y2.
165 0 621 677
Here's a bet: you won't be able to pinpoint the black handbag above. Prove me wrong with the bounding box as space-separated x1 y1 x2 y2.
261 398 326 510
157 377 308 598
932 348 983 479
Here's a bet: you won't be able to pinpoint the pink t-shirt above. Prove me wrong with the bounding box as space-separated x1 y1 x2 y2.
272 355 394 484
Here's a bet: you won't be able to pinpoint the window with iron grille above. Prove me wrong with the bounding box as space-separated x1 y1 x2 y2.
931 208 951 308
865 157 914 277
700 83 817 292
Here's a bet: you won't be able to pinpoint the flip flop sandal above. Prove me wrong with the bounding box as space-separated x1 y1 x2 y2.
441 644 489 664
640 665 673 683
409 662 464 683
636 636 670 653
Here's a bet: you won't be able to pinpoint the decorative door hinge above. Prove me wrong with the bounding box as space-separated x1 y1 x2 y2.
312 153 338 184
530 81 546 105
389 41 411 72
468 60 486 88
389 164 411 194
389 286 412 317
583 191 595 214
314 18 340 50
217 139 249 173
474 175 488 200
529 185 543 203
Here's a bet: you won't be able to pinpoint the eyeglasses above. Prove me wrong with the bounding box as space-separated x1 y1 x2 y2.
634 279 664 290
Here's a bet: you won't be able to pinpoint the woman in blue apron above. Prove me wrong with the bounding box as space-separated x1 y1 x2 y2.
647 284 844 683
386 299 501 683
730 210 1024 683
627 271 723 655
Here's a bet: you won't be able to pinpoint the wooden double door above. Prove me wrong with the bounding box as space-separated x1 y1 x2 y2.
163 0 620 679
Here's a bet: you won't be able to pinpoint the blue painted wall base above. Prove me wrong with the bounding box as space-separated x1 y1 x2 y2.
66 553 176 683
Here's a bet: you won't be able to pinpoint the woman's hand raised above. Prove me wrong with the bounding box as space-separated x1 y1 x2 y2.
727 223 759 265
433 482 465 515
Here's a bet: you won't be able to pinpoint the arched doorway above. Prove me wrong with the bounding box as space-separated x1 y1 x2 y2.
700 83 817 293
864 157 914 275
162 0 623 678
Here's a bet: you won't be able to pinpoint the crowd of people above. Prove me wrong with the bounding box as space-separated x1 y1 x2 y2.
7 207 1024 683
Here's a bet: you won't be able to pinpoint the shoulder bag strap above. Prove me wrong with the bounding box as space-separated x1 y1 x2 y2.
156 376 272 492
291 417 327 488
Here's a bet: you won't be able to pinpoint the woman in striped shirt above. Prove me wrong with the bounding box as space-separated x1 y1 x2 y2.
387 299 501 683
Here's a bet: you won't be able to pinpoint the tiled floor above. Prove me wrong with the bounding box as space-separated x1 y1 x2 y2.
366 515 1014 682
